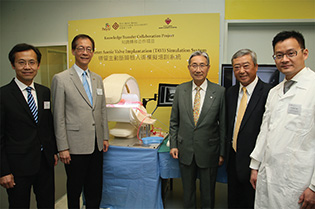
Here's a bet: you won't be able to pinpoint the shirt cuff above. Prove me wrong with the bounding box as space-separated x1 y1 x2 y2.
309 184 315 192
249 158 260 170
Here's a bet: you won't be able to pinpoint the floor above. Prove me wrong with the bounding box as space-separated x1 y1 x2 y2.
162 178 228 209
1 163 228 208
54 178 228 209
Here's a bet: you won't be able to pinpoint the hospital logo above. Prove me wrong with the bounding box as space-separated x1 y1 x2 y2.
165 18 171 25
158 17 177 29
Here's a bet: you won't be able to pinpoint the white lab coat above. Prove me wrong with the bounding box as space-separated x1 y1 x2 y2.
250 67 315 209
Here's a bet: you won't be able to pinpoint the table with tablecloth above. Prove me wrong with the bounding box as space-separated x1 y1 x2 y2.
100 137 227 209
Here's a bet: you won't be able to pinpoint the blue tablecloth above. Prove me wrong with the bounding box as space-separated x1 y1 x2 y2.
158 152 228 183
158 136 227 183
100 140 227 208
101 146 163 209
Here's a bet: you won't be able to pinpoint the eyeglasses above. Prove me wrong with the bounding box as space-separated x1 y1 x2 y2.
76 46 93 53
189 63 209 70
272 49 303 60
15 60 38 67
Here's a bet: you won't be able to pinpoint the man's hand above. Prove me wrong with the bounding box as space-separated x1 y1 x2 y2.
170 148 178 159
0 174 15 189
250 169 258 190
103 140 109 152
54 154 59 166
298 187 315 209
59 150 71 164
218 156 224 166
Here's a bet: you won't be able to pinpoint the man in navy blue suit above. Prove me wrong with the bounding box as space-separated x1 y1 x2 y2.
0 43 58 208
226 49 272 208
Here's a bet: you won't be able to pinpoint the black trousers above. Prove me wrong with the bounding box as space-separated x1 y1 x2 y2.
227 148 255 209
179 156 218 209
7 152 55 209
65 146 103 209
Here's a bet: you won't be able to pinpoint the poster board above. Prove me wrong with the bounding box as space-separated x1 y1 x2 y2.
68 13 220 131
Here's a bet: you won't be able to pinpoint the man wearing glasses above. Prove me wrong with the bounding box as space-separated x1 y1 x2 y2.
170 51 226 208
51 34 109 208
250 31 315 209
0 43 58 208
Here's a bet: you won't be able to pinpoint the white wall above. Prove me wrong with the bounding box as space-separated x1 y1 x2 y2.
0 0 225 85
225 21 315 68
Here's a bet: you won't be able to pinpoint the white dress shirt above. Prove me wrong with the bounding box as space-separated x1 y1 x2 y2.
14 77 38 107
233 76 258 134
192 80 208 112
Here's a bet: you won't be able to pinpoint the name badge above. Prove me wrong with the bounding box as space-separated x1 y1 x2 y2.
97 88 103 95
287 103 301 115
44 101 50 109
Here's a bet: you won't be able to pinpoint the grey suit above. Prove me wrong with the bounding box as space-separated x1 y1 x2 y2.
51 66 109 154
170 79 226 208
51 66 109 208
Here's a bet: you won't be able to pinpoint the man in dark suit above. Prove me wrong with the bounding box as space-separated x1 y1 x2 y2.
51 34 109 209
170 51 226 209
226 49 272 208
0 43 58 208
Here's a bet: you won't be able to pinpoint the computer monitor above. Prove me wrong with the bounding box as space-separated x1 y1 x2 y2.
221 64 285 89
157 83 178 107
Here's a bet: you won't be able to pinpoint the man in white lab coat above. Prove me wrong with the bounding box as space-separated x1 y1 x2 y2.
249 31 315 209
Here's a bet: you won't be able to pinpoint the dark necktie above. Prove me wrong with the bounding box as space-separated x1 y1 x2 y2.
283 80 295 94
26 86 38 123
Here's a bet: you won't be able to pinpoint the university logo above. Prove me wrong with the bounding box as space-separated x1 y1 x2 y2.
112 22 119 30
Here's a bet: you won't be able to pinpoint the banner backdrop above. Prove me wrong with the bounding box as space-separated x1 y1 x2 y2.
68 13 220 131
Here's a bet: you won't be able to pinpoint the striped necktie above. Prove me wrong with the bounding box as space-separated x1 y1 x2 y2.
26 87 38 123
82 71 93 105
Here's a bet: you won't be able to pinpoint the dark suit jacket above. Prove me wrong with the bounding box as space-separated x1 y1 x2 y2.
0 79 57 177
170 79 226 168
226 79 272 183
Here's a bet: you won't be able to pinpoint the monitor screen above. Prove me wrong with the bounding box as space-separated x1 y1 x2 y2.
221 64 285 89
157 83 178 107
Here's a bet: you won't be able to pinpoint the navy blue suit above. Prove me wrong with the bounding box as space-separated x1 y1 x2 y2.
0 79 57 208
226 79 272 208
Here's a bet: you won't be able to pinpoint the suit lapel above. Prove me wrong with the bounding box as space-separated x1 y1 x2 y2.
9 80 36 124
69 67 93 107
239 79 263 130
197 80 216 126
183 81 194 125
34 83 46 124
230 84 239 126
90 72 97 108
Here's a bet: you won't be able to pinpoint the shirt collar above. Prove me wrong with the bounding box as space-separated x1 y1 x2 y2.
74 63 90 78
284 67 307 83
192 79 208 91
14 77 35 91
239 76 258 96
